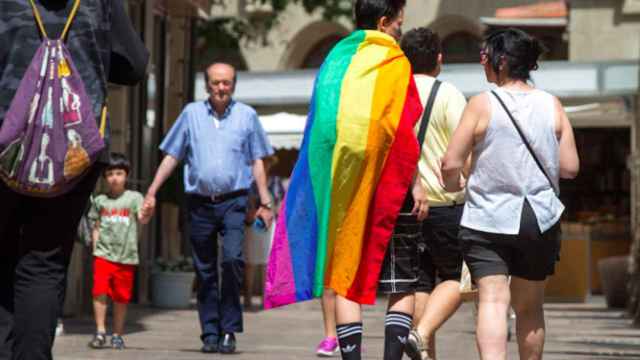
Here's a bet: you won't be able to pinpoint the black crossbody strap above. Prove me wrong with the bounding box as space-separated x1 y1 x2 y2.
402 80 442 210
417 80 442 148
490 90 559 196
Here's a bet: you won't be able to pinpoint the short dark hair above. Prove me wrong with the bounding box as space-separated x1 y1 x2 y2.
483 28 547 81
401 28 442 74
354 0 406 30
104 152 130 176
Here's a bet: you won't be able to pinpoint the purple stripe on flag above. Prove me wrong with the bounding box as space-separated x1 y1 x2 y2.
264 200 297 309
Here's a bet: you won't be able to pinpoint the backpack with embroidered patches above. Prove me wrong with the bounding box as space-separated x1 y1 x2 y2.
0 0 105 197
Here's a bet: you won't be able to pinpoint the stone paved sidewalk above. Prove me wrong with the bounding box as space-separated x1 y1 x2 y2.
53 296 640 359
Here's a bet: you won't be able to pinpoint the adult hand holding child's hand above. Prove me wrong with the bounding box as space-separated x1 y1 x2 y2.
139 193 156 224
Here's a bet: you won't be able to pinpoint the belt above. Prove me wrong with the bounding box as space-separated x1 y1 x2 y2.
192 189 248 204
431 201 464 208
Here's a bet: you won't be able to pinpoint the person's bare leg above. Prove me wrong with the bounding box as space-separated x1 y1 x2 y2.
475 275 510 360
388 292 415 314
411 291 435 358
92 295 108 333
112 302 128 336
414 280 462 359
510 277 546 360
335 294 362 325
322 288 337 338
413 291 429 327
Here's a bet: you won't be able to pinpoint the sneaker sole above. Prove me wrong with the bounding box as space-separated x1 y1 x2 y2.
405 334 425 360
316 350 338 357
404 344 421 360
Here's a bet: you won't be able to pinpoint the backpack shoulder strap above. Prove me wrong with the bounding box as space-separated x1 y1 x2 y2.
29 0 81 41
28 0 49 39
60 0 81 41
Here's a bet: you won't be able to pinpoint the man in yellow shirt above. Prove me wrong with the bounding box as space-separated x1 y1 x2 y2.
378 27 468 360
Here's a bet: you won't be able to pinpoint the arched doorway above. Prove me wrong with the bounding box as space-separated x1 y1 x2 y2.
300 34 343 69
427 15 484 64
442 31 481 63
279 21 349 70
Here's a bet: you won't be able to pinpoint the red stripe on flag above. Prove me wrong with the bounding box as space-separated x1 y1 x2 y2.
345 76 423 304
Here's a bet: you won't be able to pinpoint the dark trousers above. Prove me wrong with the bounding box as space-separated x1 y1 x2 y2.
0 166 100 360
187 194 247 344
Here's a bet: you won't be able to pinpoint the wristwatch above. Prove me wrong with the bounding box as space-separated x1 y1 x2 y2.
260 202 273 210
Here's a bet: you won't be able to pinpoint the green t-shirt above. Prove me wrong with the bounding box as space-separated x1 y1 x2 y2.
89 190 144 265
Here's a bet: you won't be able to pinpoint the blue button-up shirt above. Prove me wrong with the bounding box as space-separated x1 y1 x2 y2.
159 99 273 196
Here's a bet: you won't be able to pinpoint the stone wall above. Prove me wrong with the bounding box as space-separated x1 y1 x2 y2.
570 0 640 61
233 0 535 71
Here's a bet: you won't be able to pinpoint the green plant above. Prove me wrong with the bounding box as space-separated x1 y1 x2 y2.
197 0 353 51
153 256 195 273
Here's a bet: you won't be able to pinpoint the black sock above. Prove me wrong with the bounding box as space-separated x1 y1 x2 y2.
383 311 413 360
336 322 363 360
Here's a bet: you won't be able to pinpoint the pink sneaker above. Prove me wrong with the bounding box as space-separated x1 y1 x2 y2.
316 337 339 357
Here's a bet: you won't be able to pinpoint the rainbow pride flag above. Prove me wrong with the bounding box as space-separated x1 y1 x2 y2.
264 30 423 308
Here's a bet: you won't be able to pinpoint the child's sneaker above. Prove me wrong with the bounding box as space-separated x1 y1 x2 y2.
315 337 339 357
111 334 126 350
88 332 106 349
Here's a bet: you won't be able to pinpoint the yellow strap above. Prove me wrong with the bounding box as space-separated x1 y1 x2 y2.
28 0 48 38
29 0 81 40
99 105 107 138
61 0 81 41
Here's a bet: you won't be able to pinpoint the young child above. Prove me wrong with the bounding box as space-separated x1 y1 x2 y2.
88 153 148 349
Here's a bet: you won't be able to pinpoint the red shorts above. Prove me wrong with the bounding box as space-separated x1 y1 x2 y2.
93 256 136 303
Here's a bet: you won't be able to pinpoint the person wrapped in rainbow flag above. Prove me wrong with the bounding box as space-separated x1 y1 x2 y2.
266 1 427 359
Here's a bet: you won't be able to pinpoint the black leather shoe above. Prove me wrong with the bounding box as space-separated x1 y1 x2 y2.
201 341 218 353
219 333 236 354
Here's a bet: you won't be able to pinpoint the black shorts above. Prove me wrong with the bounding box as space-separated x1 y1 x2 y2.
415 204 464 293
378 199 464 294
459 199 561 282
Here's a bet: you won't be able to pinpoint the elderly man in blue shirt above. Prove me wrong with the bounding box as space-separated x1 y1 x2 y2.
141 62 274 354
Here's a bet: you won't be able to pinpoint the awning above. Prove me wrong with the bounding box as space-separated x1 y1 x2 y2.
479 17 567 27
564 99 634 128
193 61 639 148
195 61 639 106
259 112 306 149
258 99 632 151
481 0 567 27
494 1 567 18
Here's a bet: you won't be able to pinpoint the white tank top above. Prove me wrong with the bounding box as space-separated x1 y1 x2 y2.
460 88 564 235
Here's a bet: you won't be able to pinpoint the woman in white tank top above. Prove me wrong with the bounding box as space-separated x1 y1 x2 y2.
439 28 579 360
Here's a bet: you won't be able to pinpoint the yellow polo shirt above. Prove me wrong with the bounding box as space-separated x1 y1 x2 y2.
414 75 467 206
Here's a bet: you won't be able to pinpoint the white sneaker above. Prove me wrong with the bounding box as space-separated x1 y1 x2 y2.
55 321 64 337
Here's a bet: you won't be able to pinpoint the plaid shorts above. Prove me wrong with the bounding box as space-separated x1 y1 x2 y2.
378 200 465 294
378 210 423 294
